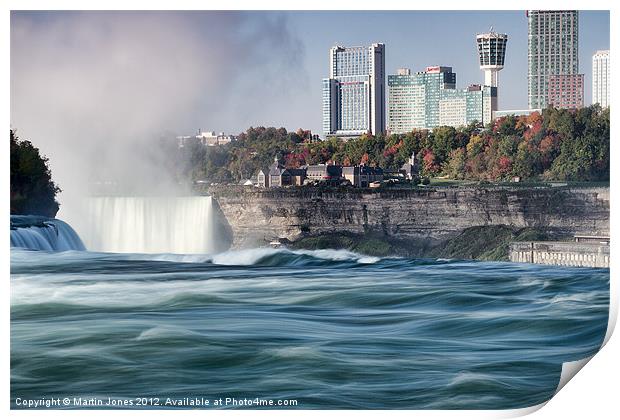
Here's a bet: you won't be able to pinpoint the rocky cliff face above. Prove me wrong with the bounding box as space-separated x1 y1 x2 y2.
208 186 609 249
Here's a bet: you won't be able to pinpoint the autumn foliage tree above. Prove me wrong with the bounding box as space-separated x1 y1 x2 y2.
177 105 609 184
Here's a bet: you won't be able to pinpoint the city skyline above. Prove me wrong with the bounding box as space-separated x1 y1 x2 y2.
12 10 609 144
299 10 608 136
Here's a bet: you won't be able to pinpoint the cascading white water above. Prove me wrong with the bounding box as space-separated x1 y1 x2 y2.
81 196 216 254
10 216 86 251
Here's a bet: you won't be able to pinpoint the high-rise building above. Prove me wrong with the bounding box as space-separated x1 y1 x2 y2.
439 85 497 127
527 10 582 109
387 67 495 133
322 44 385 138
476 30 508 89
547 74 584 109
592 50 610 108
387 66 456 133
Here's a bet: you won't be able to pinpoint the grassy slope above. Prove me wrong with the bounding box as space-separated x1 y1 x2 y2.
428 225 557 261
291 232 422 257
290 225 564 261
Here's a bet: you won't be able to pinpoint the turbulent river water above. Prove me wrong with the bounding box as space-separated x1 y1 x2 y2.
10 235 609 409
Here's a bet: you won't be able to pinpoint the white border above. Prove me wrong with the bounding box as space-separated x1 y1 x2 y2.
3 1 617 419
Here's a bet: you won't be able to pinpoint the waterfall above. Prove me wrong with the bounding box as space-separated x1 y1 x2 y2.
10 216 86 251
80 196 217 254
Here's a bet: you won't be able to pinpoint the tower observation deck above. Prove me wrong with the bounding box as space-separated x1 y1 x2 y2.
476 29 508 88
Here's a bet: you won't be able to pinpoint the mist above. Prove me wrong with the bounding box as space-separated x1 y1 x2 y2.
10 11 307 219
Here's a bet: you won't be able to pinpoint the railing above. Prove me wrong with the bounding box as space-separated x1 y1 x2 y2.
509 241 609 268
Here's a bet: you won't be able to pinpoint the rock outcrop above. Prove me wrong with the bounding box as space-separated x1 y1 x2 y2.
208 186 610 250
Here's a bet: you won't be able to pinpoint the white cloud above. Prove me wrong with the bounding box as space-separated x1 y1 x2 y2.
11 11 307 201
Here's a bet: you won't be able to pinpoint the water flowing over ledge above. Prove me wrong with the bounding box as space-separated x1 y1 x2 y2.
10 215 85 252
77 196 220 254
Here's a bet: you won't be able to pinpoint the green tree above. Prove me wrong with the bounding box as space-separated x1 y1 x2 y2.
443 147 466 179
430 126 458 162
10 129 61 217
511 142 539 179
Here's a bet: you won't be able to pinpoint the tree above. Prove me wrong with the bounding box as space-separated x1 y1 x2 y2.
466 134 484 157
10 129 61 217
421 149 440 176
173 105 609 185
512 141 539 179
443 148 466 179
431 126 458 162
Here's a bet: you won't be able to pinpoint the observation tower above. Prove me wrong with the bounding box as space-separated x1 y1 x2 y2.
476 28 508 88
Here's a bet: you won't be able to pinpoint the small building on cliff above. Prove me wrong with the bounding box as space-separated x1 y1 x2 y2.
287 168 307 186
268 158 291 188
257 168 270 188
196 131 237 146
257 157 304 188
306 164 343 185
256 161 390 188
342 165 384 188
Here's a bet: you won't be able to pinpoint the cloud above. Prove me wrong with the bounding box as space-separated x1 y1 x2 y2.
11 11 307 200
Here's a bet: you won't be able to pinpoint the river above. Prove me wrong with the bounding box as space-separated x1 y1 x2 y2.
9 208 609 409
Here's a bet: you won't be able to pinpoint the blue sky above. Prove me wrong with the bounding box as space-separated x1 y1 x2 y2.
12 10 610 142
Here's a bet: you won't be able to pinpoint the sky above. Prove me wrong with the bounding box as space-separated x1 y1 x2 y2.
10 10 610 204
11 10 609 139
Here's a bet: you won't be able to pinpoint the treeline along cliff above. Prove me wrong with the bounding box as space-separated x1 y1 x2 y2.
170 105 609 185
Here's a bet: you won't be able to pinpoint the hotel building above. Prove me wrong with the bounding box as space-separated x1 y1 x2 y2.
527 10 583 109
547 74 584 109
592 50 610 108
322 44 386 138
439 85 497 128
387 67 495 133
387 66 456 133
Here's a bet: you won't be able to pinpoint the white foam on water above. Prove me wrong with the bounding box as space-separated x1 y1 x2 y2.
10 275 223 308
135 326 201 341
292 248 380 264
358 256 381 264
210 247 282 266
449 372 497 386
209 247 381 266
549 291 601 305
124 253 211 263
264 346 323 359
516 277 551 289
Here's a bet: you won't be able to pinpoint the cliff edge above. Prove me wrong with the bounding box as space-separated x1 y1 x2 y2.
208 185 609 258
